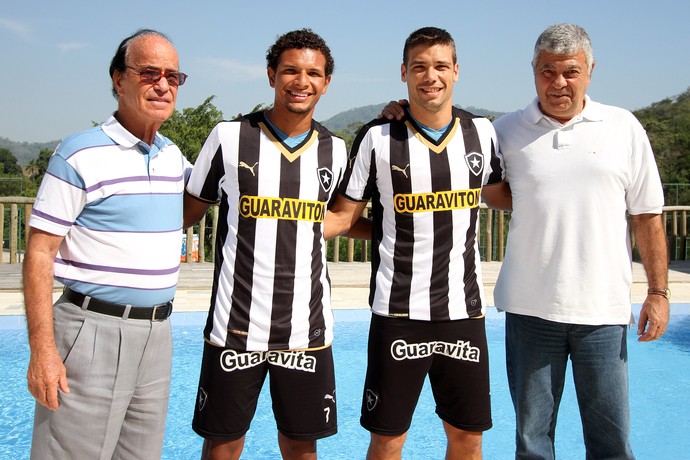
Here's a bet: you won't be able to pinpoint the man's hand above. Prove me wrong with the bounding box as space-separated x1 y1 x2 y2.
27 344 69 410
378 99 409 120
23 228 70 410
630 213 669 342
637 294 670 342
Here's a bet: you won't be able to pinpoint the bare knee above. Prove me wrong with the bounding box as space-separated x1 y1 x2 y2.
200 437 245 460
443 422 483 460
278 432 316 460
367 432 407 460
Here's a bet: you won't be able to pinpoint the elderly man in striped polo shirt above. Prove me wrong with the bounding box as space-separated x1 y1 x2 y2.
23 29 192 459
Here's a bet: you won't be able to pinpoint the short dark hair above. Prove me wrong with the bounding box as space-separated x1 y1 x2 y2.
266 28 334 77
109 29 171 99
403 27 457 66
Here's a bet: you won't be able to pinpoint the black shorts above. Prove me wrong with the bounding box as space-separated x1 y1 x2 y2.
192 341 337 441
360 314 492 436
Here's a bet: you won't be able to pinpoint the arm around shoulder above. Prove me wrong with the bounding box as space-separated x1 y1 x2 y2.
183 191 214 229
481 180 512 211
325 194 369 240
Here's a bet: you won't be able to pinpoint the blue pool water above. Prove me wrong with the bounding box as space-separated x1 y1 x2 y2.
1 308 690 459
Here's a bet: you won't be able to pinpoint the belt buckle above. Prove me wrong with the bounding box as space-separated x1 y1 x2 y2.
151 302 171 321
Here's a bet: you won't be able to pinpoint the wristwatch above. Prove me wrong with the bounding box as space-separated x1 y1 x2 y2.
647 287 671 300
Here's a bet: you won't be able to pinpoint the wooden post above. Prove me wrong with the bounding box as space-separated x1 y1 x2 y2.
185 227 193 264
673 210 679 260
10 204 18 264
347 238 354 262
497 211 505 262
485 208 493 262
212 206 219 263
24 204 32 239
198 215 206 263
683 210 688 260
0 203 4 264
332 236 340 263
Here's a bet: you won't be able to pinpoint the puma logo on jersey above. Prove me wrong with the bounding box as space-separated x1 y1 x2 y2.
239 161 259 176
323 392 336 423
391 164 410 178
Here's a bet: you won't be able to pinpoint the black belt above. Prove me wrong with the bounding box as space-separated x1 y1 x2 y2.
64 287 172 321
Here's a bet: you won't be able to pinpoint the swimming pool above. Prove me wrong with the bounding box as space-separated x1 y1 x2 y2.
2 308 689 459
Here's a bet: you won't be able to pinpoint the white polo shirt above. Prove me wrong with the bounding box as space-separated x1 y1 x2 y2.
493 96 664 325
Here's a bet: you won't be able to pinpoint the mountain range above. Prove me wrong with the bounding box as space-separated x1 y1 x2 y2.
2 103 507 165
319 103 507 132
0 137 59 167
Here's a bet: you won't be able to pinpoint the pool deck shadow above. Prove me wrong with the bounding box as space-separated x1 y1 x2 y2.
2 260 690 316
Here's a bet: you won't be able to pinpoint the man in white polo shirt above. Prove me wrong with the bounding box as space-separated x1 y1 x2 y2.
493 23 669 459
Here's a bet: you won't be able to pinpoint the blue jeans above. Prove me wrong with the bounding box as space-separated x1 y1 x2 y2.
505 313 634 460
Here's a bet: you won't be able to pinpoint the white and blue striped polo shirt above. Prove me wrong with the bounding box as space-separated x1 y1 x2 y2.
30 116 192 307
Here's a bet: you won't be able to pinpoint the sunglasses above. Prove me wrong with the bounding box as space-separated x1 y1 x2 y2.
125 66 188 87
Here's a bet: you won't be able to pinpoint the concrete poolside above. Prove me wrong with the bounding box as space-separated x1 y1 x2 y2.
2 260 690 318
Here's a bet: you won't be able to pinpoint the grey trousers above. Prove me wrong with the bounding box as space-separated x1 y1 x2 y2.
30 296 173 460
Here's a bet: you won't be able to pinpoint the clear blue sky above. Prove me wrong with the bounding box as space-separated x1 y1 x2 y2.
2 0 689 142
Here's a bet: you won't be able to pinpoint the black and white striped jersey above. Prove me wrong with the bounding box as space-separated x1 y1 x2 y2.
186 111 347 351
340 107 504 321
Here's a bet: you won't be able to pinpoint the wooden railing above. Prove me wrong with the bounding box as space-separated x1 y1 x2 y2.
662 206 690 260
3 197 688 264
0 197 33 264
183 204 690 263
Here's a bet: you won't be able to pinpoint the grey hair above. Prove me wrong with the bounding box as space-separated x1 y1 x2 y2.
531 24 594 72
109 29 172 99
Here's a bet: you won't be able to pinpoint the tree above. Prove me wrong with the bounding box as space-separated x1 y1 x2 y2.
0 148 22 175
0 148 24 196
160 96 224 163
26 148 53 183
333 121 365 152
635 87 690 205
